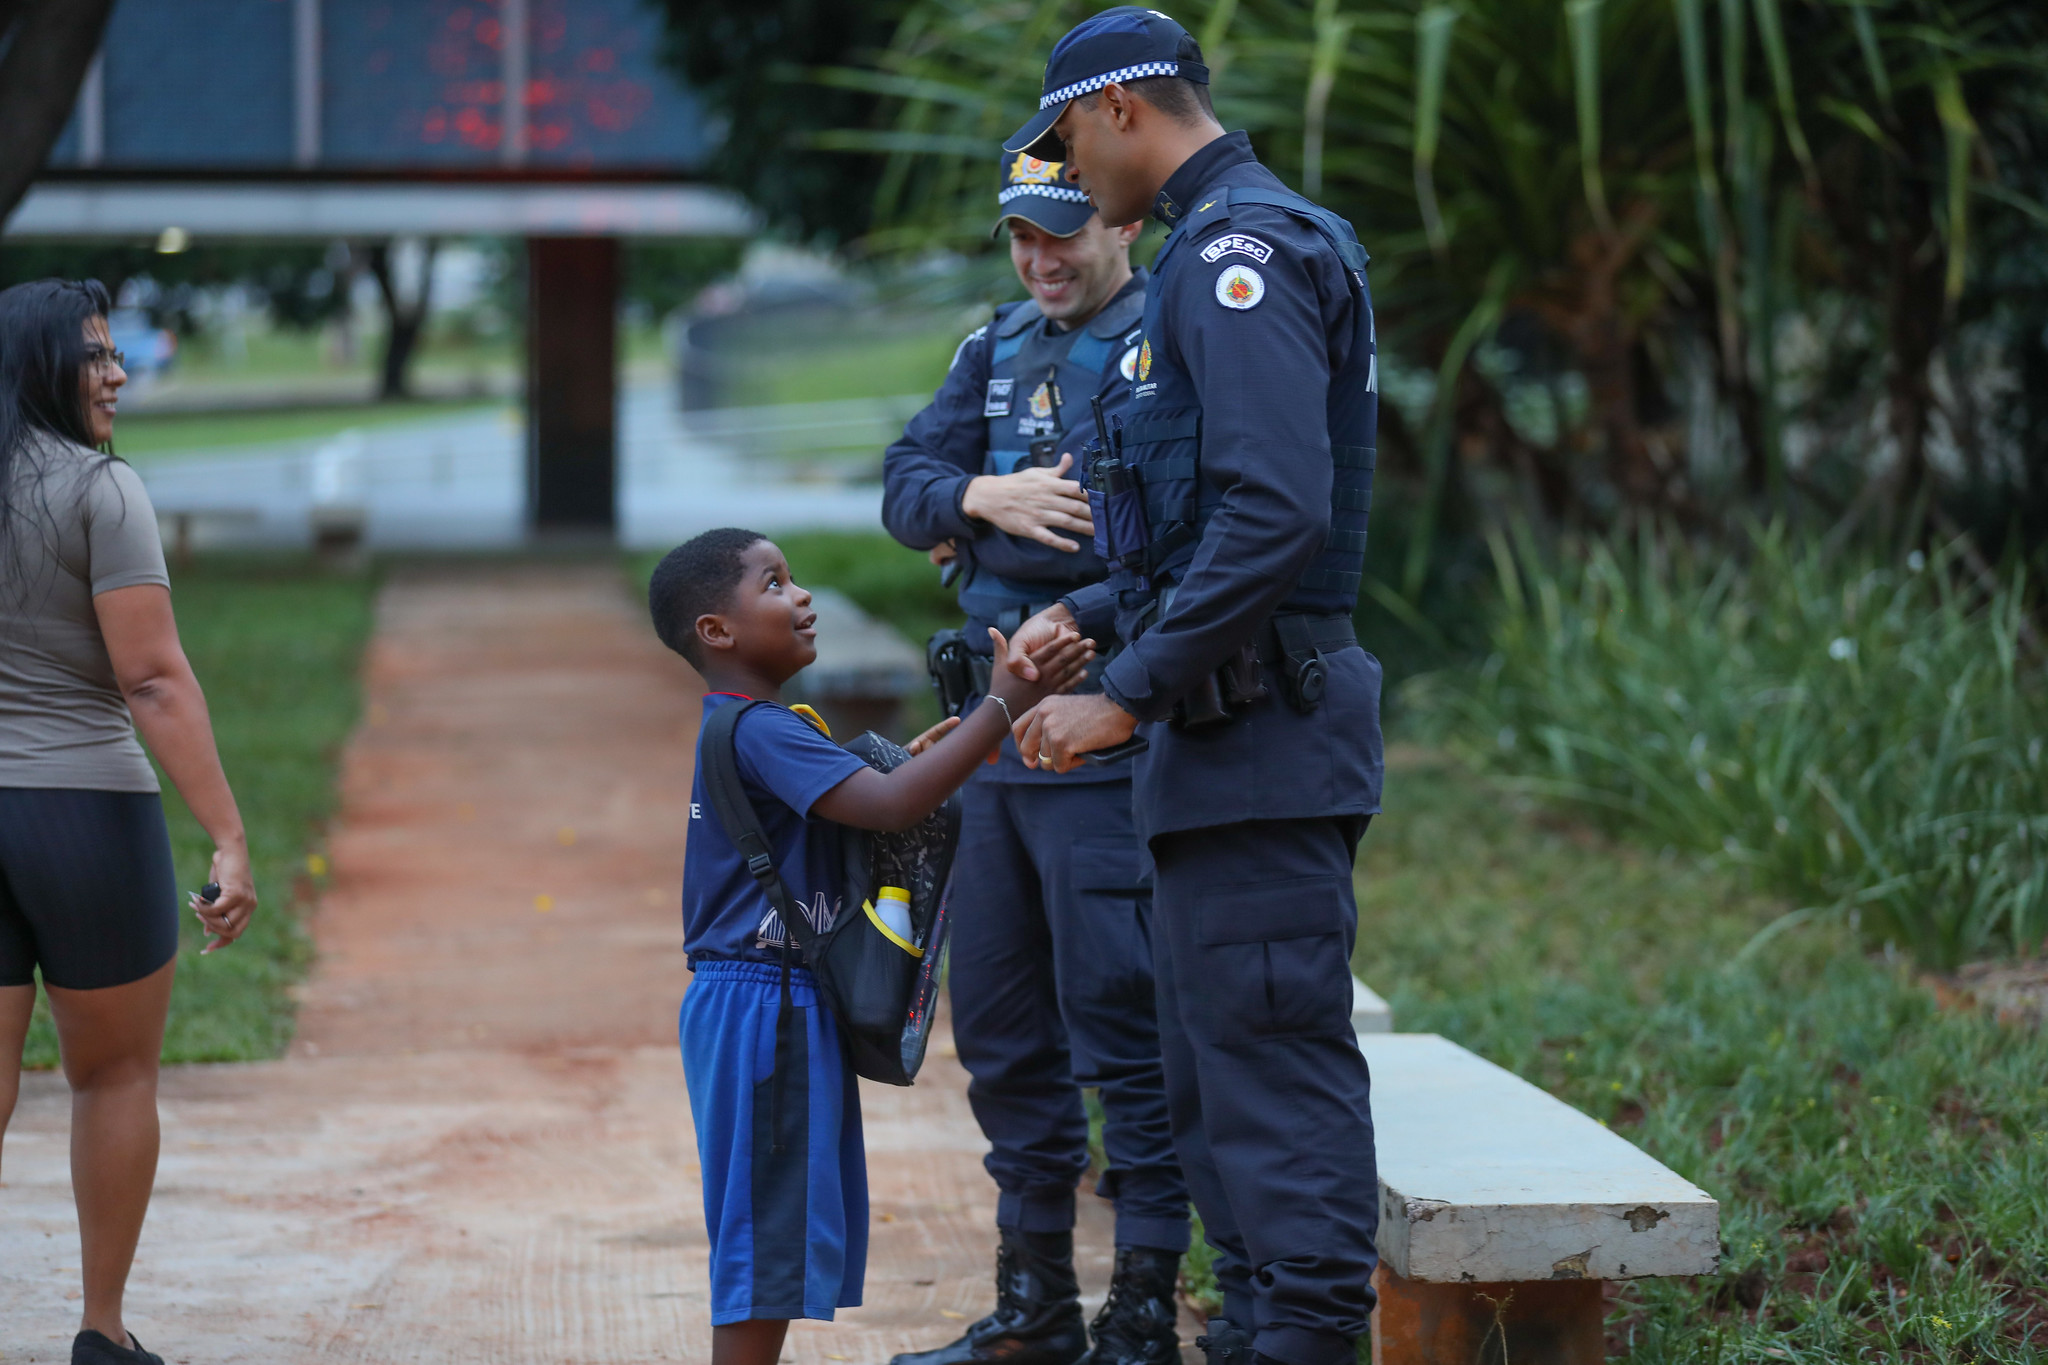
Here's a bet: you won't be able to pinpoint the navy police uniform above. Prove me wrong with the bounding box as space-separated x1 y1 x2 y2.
881 159 1190 1271
1007 13 1384 1365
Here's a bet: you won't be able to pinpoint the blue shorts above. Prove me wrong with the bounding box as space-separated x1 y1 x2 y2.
680 959 868 1325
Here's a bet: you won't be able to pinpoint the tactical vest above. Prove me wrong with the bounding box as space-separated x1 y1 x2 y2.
958 283 1146 624
1121 186 1376 614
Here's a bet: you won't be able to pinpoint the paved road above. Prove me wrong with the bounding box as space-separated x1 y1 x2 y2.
134 384 891 553
0 564 1149 1364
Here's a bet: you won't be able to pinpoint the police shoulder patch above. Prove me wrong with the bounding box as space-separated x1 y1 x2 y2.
1200 233 1274 265
1119 345 1141 381
1214 264 1266 311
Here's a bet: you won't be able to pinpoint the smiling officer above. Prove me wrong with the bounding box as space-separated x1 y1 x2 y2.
880 155 1188 1365
998 12 1384 1365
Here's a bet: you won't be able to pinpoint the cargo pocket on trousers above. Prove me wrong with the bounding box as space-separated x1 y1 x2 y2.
1191 875 1352 1045
1071 841 1155 1010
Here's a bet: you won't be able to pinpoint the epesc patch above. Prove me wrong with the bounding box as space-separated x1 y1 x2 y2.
1201 233 1274 265
1215 264 1265 311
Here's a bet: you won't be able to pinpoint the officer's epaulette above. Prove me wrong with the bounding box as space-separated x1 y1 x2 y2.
1179 193 1235 240
994 299 1041 338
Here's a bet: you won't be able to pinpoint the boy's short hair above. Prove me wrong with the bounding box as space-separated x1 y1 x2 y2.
649 527 767 667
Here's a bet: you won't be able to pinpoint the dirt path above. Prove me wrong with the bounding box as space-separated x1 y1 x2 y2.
1 563 1141 1364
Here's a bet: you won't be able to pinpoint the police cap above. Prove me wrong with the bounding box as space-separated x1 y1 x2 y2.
1003 7 1208 160
992 152 1094 238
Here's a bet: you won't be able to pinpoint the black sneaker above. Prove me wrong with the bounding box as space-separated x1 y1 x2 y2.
73 1331 164 1365
888 1228 1088 1365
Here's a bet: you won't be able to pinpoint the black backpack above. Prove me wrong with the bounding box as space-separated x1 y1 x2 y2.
697 700 960 1086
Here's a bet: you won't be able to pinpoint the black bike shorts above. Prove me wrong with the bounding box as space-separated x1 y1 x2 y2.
0 787 180 990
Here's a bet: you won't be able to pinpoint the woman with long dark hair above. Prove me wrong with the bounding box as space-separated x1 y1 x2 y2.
0 280 256 1365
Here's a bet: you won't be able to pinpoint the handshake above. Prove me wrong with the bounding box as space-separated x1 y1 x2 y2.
908 607 1139 772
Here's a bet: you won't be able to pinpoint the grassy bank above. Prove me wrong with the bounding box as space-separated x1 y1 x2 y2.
1354 751 2046 1358
117 398 507 461
1420 526 2047 970
22 558 376 1068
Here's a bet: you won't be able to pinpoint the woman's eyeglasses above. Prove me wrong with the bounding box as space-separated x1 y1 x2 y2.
84 345 127 371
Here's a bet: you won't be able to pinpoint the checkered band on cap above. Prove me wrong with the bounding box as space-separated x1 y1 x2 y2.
999 184 1091 205
1039 61 1180 109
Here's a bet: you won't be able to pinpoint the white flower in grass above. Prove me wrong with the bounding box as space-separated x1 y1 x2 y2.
1828 637 1857 662
1907 550 1927 572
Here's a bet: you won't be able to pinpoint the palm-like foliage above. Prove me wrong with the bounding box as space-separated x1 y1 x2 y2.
822 0 2048 560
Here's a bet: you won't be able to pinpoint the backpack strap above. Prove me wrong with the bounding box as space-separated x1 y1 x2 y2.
698 700 825 960
698 699 816 1151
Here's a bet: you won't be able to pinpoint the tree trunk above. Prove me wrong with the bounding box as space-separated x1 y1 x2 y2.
365 239 439 401
0 0 118 228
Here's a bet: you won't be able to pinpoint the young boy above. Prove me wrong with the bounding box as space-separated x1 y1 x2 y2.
649 528 1092 1365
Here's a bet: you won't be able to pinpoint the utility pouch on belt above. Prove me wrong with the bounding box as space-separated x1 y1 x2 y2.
926 628 988 719
1169 642 1265 731
1086 397 1150 579
1259 612 1359 715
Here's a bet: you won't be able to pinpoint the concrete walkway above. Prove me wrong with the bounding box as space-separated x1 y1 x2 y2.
0 564 1133 1364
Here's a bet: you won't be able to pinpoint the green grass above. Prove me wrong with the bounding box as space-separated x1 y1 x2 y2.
116 398 508 460
714 316 964 409
1174 749 2048 1359
21 558 377 1068
1415 524 2048 970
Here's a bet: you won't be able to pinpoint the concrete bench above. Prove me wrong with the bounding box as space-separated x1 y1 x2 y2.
785 587 926 740
1358 1031 1719 1364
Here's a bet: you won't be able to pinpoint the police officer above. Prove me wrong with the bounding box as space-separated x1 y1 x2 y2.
880 154 1188 1365
999 12 1383 1365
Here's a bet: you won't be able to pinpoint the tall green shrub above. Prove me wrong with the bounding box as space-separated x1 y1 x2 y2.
1424 525 2046 969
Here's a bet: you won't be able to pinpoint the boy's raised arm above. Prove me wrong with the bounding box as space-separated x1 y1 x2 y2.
811 627 1093 832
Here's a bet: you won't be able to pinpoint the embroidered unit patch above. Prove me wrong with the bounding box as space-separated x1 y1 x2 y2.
1028 381 1054 420
1200 233 1274 265
1119 345 1141 381
1215 265 1266 311
1137 339 1153 381
984 378 1014 417
1009 154 1062 185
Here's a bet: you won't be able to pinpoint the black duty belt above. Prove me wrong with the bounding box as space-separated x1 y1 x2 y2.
1255 611 1358 661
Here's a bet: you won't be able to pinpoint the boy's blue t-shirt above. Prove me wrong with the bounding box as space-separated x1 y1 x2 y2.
684 693 868 967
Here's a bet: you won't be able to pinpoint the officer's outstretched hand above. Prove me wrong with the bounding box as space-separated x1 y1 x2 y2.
1013 693 1139 775
962 453 1095 551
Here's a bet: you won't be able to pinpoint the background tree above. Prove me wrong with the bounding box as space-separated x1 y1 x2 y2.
826 0 2048 576
650 0 912 246
0 0 116 228
358 239 439 401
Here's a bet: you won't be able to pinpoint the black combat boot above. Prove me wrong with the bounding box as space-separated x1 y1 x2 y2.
888 1228 1087 1365
1193 1318 1254 1365
1076 1246 1182 1365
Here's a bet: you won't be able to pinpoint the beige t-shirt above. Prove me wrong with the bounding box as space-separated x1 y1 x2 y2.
0 432 169 792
